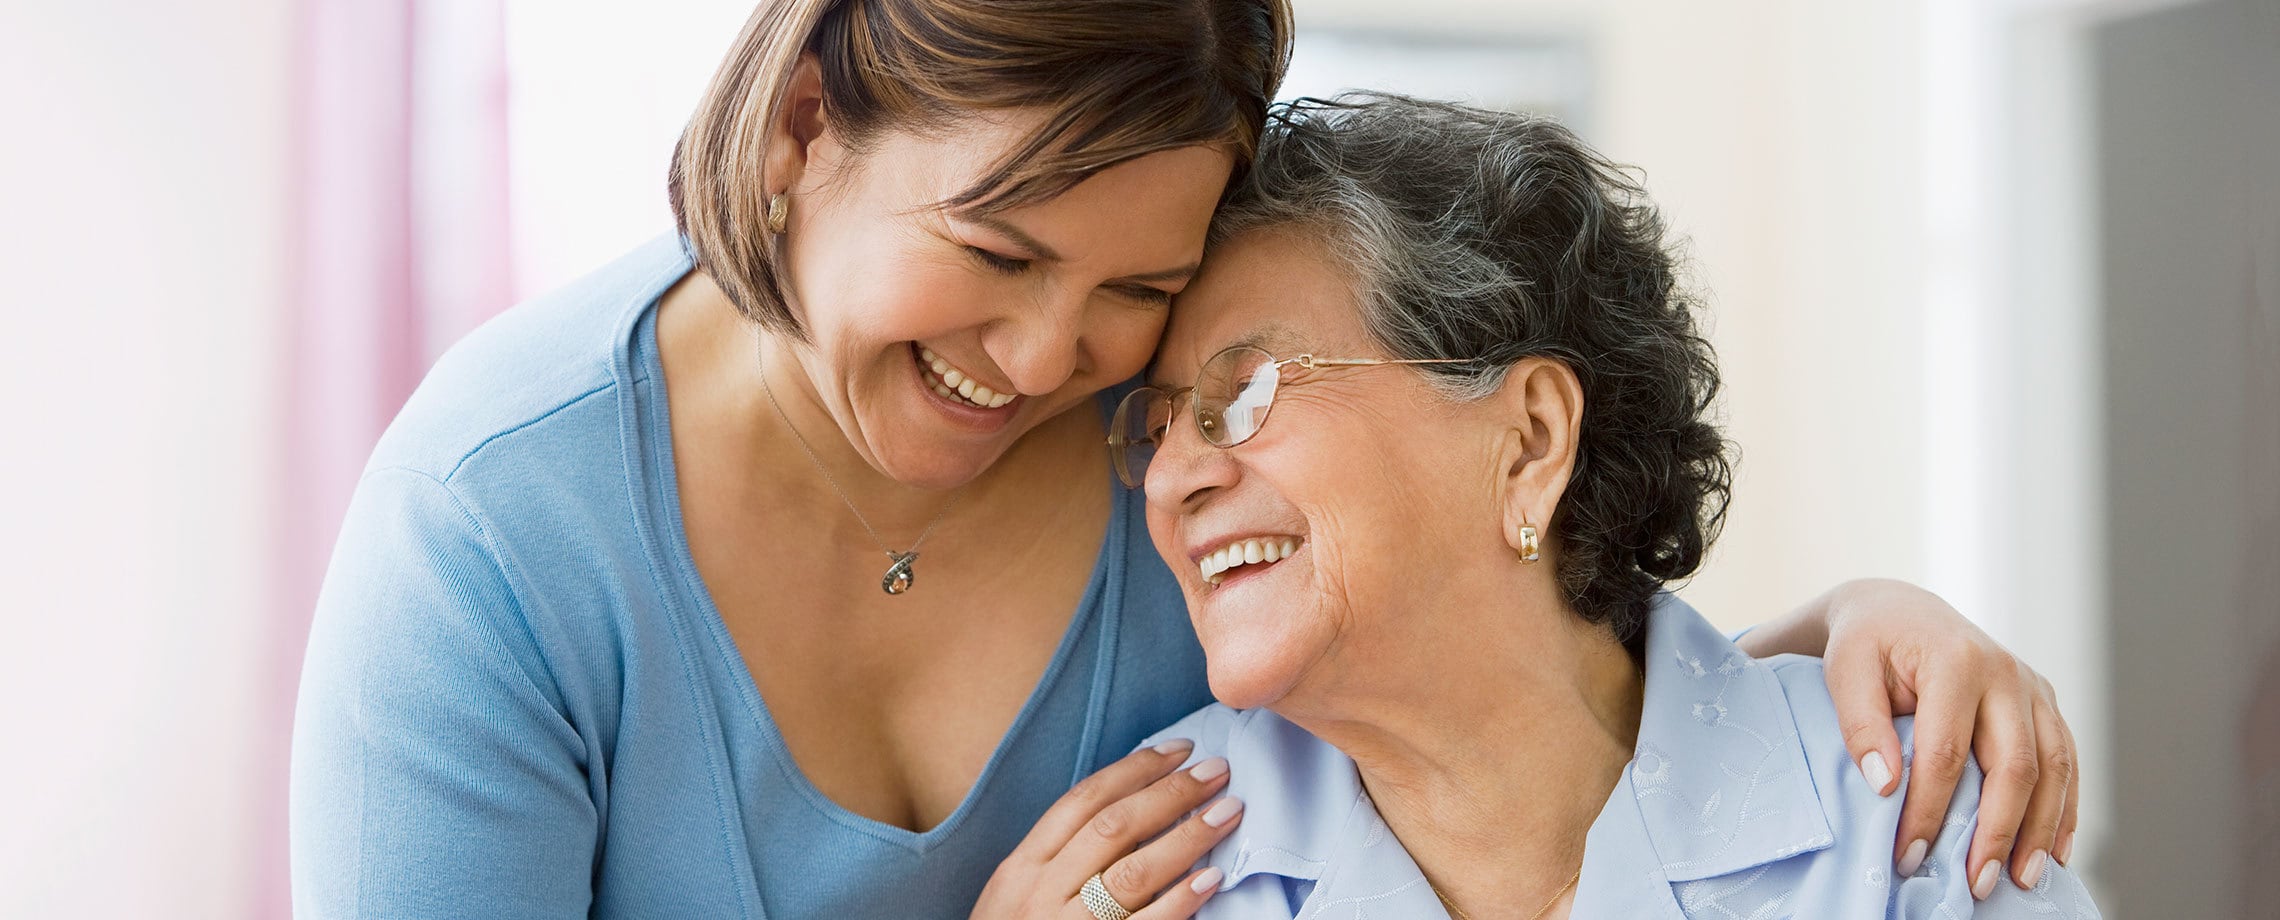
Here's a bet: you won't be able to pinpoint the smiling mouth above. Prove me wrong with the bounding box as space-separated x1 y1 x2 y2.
915 343 1016 409
1200 536 1302 587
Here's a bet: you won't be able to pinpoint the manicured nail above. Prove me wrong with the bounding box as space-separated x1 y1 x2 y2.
1201 796 1245 827
1897 839 1929 876
1860 751 1894 793
1153 738 1194 756
2020 850 2048 889
1191 866 1225 893
2057 831 2076 866
1973 861 2002 900
1190 756 1229 782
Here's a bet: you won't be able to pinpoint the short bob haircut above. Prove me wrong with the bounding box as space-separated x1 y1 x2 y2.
670 0 1293 336
1212 94 1733 641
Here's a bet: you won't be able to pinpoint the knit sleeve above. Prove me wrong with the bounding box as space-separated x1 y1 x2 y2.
289 467 596 919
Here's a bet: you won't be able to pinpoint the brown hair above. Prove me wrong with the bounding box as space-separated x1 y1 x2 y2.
669 0 1293 334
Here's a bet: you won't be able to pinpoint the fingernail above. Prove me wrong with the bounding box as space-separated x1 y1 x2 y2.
1201 796 1244 828
1860 751 1894 793
1191 866 1225 893
2057 831 2076 866
1190 756 1229 782
1153 738 1194 756
1973 861 2001 900
2021 850 2048 889
1897 839 1929 876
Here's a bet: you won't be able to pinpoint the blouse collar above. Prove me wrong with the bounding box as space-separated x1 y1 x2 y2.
1200 595 1836 918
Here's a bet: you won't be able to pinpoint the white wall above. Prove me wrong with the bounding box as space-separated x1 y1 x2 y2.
0 1 290 916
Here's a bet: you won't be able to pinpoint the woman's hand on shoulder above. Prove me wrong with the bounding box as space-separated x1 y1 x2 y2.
973 741 1239 919
1740 578 2080 898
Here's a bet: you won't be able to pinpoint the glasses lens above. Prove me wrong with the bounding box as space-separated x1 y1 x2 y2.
1109 387 1171 488
1199 346 1278 447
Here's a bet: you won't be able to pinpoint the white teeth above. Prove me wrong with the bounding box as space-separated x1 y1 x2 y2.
1197 537 1303 585
919 345 1018 409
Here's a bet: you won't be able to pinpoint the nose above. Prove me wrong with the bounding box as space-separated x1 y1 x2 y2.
987 291 1087 395
1143 394 1241 515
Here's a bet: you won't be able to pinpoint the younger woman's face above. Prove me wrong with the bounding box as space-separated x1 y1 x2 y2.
779 112 1233 489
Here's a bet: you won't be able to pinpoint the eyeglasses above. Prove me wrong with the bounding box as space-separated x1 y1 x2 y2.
1108 344 1470 489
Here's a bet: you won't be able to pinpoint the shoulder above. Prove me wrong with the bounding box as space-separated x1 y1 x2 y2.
1138 705 1346 784
1737 656 2102 919
1139 705 1363 919
1139 703 1253 760
316 239 694 696
366 235 690 484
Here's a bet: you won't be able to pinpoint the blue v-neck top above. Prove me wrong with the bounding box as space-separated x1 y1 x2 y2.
288 236 1214 919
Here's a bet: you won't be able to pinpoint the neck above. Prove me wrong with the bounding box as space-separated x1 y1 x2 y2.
1282 583 1643 918
656 271 1094 549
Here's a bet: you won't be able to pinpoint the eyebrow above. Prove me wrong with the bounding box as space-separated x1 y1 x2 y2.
962 214 1062 261
959 213 1201 286
1119 262 1203 285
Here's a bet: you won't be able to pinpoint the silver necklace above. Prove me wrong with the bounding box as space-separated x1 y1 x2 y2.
754 334 963 595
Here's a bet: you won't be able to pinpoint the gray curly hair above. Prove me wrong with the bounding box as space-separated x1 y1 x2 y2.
1211 93 1733 641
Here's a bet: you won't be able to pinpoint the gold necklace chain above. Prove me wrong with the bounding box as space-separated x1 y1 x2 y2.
1431 865 1581 920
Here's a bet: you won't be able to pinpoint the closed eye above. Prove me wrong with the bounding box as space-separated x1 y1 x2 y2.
966 245 1031 275
1115 284 1175 306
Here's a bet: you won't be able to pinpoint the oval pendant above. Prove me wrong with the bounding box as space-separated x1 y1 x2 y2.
882 552 918 595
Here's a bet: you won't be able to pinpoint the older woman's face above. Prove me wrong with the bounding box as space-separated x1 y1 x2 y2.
1144 229 1511 710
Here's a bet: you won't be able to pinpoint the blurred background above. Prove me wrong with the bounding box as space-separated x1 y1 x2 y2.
2 0 2273 917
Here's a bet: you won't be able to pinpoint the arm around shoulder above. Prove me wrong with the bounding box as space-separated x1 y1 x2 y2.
289 467 596 919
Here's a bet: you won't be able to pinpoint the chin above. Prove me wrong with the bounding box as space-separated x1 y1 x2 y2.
860 402 1026 490
1200 639 1308 711
870 438 1009 490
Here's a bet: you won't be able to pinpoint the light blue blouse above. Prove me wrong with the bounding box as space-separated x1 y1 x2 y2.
1144 595 2102 919
289 236 1213 919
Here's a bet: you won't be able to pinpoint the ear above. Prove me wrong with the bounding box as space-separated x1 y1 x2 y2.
763 53 831 199
1494 357 1585 560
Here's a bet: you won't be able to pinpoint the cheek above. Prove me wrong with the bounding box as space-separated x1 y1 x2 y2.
834 264 1002 348
1256 423 1447 605
1082 308 1169 383
782 206 997 346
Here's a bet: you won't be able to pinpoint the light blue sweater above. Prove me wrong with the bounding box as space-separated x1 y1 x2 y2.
288 236 1213 919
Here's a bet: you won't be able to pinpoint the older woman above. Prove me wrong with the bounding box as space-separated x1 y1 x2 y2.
1119 96 2100 919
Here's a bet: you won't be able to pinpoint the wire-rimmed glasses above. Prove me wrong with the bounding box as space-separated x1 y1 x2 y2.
1107 344 1470 489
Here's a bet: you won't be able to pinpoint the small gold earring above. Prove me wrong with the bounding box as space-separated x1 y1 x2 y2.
1518 520 1541 564
765 193 789 234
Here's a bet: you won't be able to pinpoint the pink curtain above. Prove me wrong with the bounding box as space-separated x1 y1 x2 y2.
259 1 513 915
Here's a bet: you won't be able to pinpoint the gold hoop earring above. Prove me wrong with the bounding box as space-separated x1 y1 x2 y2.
1518 518 1541 565
766 193 789 234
